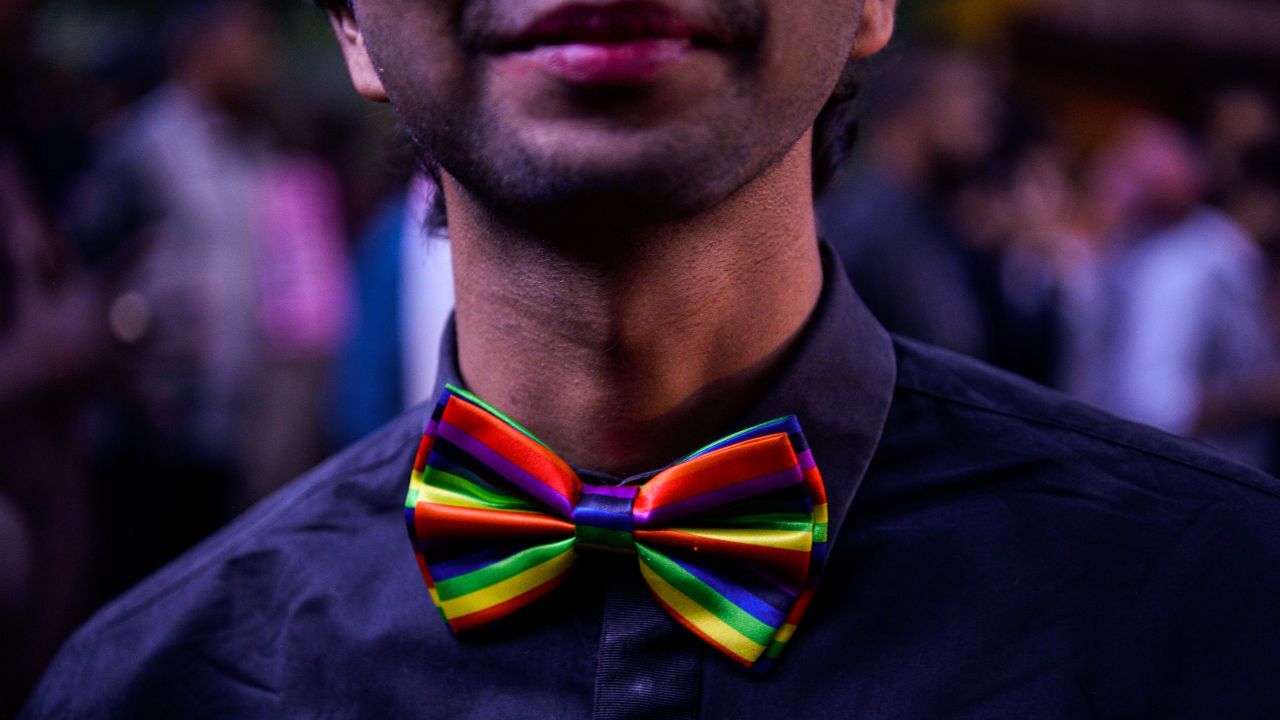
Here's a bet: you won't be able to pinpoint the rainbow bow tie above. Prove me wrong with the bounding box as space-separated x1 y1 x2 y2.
405 385 830 671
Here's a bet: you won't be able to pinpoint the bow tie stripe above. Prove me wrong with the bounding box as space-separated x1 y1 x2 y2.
406 385 830 671
633 433 805 525
429 394 579 518
671 417 830 563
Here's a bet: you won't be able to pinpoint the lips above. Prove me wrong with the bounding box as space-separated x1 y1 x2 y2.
505 1 709 50
517 38 695 86
489 1 723 87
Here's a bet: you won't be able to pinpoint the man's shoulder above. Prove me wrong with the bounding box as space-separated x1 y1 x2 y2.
887 335 1280 505
835 339 1280 716
95 406 424 627
21 408 430 718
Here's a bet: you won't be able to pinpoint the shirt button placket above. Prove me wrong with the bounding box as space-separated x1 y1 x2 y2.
591 557 703 720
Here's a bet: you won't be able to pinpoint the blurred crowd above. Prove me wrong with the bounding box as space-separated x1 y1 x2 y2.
2 0 1278 712
819 52 1280 474
0 0 413 709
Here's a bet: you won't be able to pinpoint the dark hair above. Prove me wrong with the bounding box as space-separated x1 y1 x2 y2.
812 58 864 198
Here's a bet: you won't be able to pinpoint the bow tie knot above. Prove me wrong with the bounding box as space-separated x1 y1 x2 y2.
406 385 830 672
573 485 638 554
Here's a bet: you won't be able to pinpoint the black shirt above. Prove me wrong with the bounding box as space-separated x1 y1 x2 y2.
23 246 1280 718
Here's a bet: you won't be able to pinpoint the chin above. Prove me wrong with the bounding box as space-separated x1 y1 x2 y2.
457 138 745 230
485 172 724 231
417 91 773 231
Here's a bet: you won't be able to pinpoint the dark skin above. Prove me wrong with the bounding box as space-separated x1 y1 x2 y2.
328 0 895 474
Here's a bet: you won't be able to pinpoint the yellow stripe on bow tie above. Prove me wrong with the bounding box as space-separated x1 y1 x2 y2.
669 527 814 553
437 542 577 619
639 560 768 665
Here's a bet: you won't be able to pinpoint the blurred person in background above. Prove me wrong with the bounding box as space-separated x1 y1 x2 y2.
0 0 118 709
817 51 1002 360
68 0 273 593
0 151 108 718
947 128 1076 385
1204 87 1277 203
67 0 350 596
252 107 353 502
1213 134 1280 476
1063 117 1278 471
3 0 365 708
1224 137 1280 277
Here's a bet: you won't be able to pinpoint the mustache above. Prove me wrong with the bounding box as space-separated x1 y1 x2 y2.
459 0 765 53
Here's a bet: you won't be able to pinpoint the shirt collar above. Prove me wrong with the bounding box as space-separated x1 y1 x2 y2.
430 241 897 552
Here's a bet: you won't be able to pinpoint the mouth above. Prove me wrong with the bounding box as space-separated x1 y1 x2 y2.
488 1 726 87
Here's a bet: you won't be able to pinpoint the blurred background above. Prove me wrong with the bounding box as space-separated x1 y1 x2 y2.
2 0 1278 712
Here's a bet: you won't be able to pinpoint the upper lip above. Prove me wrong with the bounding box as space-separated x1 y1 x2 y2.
485 1 726 52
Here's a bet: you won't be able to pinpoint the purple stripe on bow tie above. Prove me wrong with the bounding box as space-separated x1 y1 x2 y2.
581 485 640 499
797 449 816 471
436 421 575 518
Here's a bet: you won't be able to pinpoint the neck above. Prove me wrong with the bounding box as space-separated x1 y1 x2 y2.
447 133 823 475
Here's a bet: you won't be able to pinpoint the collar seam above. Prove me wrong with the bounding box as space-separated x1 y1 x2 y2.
895 383 1280 503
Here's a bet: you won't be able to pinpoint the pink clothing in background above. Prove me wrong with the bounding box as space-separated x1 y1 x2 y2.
255 157 352 360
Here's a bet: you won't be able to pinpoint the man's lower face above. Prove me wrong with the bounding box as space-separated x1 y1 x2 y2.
357 0 862 225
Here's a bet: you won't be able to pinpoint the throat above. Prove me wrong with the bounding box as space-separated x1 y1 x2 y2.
445 134 823 475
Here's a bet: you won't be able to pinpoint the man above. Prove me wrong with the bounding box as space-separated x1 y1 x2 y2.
23 1 1280 718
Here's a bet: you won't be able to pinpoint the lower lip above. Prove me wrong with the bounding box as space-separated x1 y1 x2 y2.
512 38 695 86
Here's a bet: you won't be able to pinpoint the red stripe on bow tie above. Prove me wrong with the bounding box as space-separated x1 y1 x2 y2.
634 433 801 522
441 398 581 510
415 505 575 544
